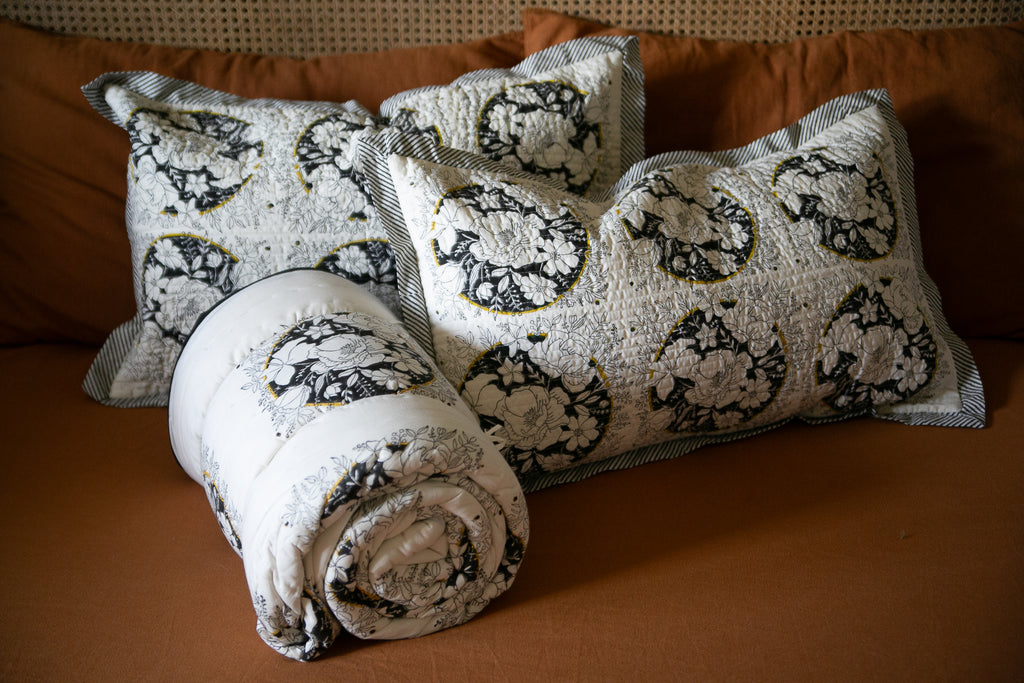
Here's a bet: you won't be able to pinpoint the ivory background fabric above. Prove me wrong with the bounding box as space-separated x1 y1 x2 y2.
2 1 1023 679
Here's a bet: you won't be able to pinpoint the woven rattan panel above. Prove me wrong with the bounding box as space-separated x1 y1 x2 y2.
2 0 1022 56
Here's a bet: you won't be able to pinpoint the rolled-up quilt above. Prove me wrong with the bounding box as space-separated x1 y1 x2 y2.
168 269 528 661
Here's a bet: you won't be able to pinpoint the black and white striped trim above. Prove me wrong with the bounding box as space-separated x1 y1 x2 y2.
80 316 172 408
81 71 373 127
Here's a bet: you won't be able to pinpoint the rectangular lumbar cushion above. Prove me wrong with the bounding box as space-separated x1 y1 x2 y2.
360 88 984 491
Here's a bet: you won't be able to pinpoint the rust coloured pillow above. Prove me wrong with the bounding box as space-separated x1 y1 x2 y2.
522 9 1024 340
0 18 524 346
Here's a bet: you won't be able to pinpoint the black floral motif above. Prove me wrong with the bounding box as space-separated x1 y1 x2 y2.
315 239 398 287
321 457 397 521
297 586 336 662
252 584 340 662
459 334 612 477
478 81 602 194
295 113 374 220
442 527 480 591
262 314 434 407
431 183 589 313
126 108 263 215
772 148 897 260
649 302 787 432
328 537 410 620
386 108 443 145
619 170 756 282
141 233 239 344
202 475 242 552
494 532 526 586
816 278 936 413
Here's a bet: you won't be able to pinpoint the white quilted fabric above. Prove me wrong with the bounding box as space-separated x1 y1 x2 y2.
361 89 984 490
169 269 528 660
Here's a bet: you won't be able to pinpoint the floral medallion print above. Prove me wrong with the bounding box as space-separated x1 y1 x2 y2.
126 108 264 216
261 313 435 407
199 446 243 552
459 334 612 477
202 475 242 553
772 148 897 260
328 517 479 625
477 81 602 194
431 182 589 313
141 233 239 344
386 108 443 146
617 168 756 283
253 584 337 662
315 239 398 287
649 301 787 433
816 278 936 413
295 113 375 221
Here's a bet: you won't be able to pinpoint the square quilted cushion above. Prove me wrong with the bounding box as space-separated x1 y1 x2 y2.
74 35 643 406
0 18 524 348
522 9 1024 340
360 89 984 492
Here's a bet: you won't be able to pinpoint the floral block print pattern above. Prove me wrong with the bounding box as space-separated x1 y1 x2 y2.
81 34 644 406
772 148 898 260
649 302 788 433
362 89 984 491
476 81 603 194
169 270 528 661
617 167 757 283
260 313 436 407
431 183 590 312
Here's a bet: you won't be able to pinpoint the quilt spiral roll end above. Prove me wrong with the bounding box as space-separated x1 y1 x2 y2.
169 269 528 660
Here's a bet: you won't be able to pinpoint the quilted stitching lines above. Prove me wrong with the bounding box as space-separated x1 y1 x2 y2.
458 335 613 477
126 108 264 216
816 278 937 413
140 233 239 344
616 168 757 283
649 302 787 433
294 112 376 221
477 80 602 194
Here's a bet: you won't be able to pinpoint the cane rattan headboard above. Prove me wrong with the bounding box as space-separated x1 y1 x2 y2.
3 0 1022 57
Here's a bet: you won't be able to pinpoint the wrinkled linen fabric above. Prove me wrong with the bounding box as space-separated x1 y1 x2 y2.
169 269 528 660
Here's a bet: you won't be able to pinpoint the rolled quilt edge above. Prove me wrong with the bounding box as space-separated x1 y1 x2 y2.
245 396 527 660
169 270 528 660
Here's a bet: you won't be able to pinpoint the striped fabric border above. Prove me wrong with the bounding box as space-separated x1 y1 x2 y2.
80 316 170 408
360 87 986 493
610 88 985 430
79 38 641 408
363 34 645 357
81 70 374 127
